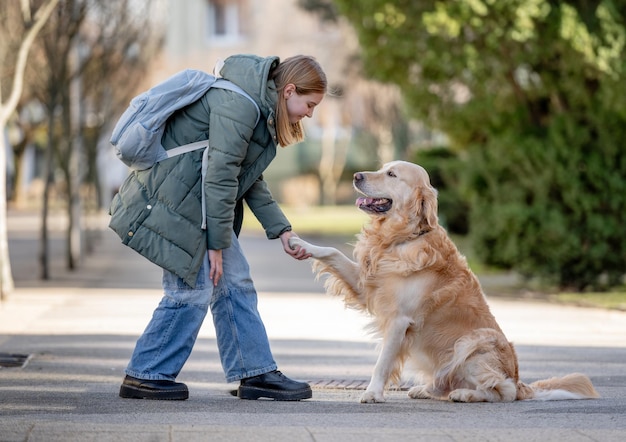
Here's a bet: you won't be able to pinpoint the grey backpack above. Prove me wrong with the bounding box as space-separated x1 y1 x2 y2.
110 69 260 170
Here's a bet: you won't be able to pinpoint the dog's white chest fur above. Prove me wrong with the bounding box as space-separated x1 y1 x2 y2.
365 272 434 317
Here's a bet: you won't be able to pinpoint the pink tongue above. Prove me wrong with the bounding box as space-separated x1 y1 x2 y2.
356 197 371 207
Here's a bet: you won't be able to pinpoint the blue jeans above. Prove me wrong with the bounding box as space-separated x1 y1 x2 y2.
125 231 277 383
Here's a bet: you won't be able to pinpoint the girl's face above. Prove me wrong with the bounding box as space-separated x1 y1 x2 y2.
284 84 324 124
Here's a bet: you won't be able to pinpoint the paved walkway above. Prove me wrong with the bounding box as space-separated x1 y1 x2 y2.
1 211 626 441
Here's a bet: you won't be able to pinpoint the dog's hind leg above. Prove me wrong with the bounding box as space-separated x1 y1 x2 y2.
448 378 517 403
446 353 517 402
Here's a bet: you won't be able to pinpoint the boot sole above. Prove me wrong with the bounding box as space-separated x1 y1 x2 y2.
119 384 189 400
237 386 312 401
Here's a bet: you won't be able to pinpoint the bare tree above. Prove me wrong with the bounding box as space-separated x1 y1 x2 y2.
27 0 162 278
40 0 87 274
316 93 349 205
79 0 163 251
349 79 405 165
0 0 61 300
79 0 164 210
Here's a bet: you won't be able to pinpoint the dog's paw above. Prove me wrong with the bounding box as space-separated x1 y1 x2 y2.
448 389 477 403
408 386 432 400
289 237 319 255
288 236 307 250
288 237 335 259
360 390 386 403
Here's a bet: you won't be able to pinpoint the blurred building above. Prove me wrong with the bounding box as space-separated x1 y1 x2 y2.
157 0 346 76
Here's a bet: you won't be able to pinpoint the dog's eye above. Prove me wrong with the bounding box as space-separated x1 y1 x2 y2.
387 170 396 178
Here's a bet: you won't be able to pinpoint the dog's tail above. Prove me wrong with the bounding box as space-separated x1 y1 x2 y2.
517 373 600 401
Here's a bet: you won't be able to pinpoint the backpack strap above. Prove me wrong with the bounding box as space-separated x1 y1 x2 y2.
212 79 261 126
165 139 209 159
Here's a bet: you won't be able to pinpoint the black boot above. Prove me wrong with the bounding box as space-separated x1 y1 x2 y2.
119 375 189 400
238 370 312 401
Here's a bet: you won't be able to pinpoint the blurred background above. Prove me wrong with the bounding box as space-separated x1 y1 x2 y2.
1 0 625 305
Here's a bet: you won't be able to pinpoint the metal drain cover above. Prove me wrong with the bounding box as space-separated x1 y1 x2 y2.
0 353 31 368
308 379 411 391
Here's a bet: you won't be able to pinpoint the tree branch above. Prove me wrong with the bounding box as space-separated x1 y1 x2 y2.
0 0 61 125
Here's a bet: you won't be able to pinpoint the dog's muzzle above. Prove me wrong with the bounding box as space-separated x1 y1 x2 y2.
356 197 392 213
353 172 392 214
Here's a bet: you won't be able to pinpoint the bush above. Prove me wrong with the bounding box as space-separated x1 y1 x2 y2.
467 107 626 291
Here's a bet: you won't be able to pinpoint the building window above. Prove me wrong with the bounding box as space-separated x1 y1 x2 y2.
206 0 248 44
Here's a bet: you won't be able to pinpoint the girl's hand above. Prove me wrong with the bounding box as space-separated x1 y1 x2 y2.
208 249 223 286
280 231 311 260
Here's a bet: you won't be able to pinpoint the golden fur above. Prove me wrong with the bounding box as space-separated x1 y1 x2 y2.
290 160 599 403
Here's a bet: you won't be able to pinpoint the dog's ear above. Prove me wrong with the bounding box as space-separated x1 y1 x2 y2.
416 185 438 231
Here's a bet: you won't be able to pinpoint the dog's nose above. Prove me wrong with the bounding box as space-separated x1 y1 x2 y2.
354 172 364 182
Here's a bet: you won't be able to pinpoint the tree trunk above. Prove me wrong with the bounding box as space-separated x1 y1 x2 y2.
318 98 349 206
0 133 15 299
39 111 56 280
0 0 62 300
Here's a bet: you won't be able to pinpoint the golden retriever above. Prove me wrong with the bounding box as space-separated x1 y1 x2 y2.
290 160 599 403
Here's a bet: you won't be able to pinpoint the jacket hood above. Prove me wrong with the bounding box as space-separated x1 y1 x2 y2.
217 54 280 118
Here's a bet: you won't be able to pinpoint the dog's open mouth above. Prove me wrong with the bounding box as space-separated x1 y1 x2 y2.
356 197 392 214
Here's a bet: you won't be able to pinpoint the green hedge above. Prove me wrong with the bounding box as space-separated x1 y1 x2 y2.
467 108 626 291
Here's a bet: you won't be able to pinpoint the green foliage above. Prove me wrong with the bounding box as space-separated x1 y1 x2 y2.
468 93 626 291
334 0 626 290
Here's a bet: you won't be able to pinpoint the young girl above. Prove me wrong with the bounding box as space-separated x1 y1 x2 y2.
112 54 327 401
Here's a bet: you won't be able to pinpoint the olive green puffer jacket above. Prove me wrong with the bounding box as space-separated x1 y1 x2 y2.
109 54 291 287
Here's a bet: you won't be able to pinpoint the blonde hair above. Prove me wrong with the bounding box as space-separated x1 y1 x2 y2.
271 55 327 146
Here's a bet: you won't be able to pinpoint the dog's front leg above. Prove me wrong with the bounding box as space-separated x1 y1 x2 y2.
289 237 361 293
361 316 413 404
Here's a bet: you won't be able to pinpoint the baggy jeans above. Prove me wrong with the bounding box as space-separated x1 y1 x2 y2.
125 231 277 383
